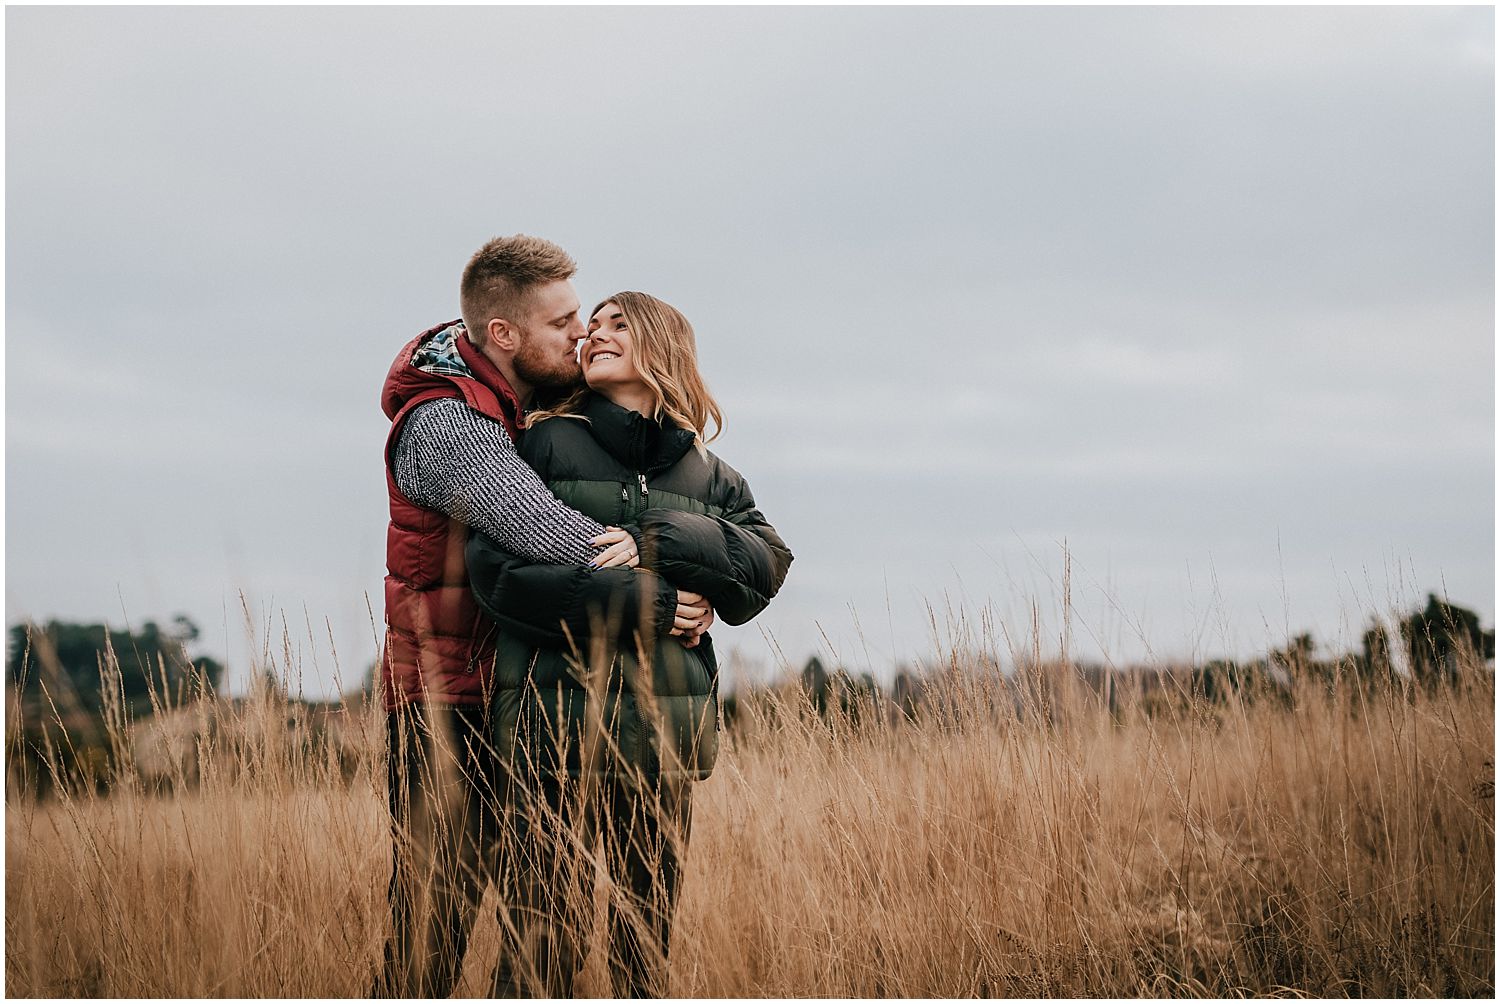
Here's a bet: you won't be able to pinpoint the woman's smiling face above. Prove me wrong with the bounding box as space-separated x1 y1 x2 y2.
583 300 647 396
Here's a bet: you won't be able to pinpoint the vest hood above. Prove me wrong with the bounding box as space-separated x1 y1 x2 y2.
380 319 525 435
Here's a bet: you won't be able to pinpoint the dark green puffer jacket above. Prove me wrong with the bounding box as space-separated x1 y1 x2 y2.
466 392 793 781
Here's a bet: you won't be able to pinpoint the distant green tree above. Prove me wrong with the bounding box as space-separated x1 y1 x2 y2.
1399 594 1494 684
801 656 829 713
891 666 923 722
1271 633 1317 675
838 670 880 724
7 616 223 719
797 657 881 723
1193 658 1247 702
7 616 223 795
1360 621 1393 678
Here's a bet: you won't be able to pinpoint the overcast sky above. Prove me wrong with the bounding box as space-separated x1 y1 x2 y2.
6 6 1494 697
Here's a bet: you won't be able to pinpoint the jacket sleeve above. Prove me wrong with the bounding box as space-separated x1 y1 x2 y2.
393 399 604 564
466 530 679 651
630 465 793 626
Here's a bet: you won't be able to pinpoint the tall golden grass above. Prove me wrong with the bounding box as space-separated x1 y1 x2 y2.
5 616 1494 997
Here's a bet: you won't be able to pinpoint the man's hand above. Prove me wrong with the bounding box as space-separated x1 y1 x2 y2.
589 527 639 569
672 590 715 648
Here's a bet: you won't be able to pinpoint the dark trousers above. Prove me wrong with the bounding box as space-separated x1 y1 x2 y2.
375 703 505 998
493 771 694 998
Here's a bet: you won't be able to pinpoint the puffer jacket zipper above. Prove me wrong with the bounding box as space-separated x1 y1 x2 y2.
631 470 655 766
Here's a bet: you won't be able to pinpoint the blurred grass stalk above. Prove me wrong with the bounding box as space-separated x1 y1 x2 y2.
4 589 1494 997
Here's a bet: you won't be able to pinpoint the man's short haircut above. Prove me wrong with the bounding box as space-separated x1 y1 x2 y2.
459 235 577 342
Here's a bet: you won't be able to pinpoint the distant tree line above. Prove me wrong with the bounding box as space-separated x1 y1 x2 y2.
1191 593 1495 703
725 593 1496 728
6 593 1492 792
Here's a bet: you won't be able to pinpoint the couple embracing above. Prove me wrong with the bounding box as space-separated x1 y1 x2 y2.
376 235 792 997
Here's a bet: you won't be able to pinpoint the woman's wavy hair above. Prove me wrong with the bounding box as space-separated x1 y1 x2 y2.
527 291 723 444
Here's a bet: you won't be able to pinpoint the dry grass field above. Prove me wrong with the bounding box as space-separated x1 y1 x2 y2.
5 630 1494 997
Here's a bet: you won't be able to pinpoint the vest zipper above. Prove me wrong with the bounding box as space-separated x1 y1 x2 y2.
637 472 649 518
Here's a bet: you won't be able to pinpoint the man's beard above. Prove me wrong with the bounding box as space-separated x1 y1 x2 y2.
513 329 583 390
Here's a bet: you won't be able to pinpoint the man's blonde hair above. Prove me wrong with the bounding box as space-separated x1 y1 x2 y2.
528 291 723 444
459 235 576 344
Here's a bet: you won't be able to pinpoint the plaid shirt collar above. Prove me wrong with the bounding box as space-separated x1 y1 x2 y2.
410 321 473 378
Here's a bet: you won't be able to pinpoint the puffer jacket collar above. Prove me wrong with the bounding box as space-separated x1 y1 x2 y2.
578 392 697 474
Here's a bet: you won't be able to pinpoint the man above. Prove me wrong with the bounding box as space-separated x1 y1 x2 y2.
376 234 708 996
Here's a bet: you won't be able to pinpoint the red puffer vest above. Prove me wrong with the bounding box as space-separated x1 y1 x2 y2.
380 320 523 710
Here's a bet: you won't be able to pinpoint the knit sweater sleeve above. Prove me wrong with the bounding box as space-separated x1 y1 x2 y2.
392 398 604 565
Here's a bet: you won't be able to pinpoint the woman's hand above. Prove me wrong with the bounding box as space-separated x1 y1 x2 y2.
589 527 639 569
672 590 715 648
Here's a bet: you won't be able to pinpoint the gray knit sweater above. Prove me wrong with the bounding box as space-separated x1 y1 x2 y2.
392 397 604 565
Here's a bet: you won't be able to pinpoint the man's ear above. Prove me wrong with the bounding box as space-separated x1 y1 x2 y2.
487 317 518 352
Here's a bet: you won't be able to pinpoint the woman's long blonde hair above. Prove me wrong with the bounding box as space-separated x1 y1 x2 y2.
527 291 723 443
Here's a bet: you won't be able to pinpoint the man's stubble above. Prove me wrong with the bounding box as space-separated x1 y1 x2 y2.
512 327 584 391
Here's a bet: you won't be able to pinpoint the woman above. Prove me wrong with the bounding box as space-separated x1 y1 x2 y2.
466 291 792 997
